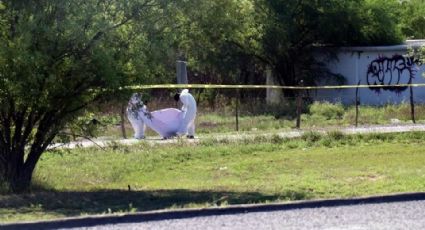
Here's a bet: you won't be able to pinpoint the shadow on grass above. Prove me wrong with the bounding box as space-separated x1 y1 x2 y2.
0 188 310 218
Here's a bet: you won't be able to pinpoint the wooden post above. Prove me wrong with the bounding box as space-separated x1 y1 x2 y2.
355 80 360 127
410 85 416 124
120 102 127 139
235 90 239 131
296 80 304 129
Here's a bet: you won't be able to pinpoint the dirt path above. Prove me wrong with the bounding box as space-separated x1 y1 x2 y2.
48 123 425 150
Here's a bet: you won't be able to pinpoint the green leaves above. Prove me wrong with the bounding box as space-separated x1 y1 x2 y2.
399 0 425 39
255 0 406 92
0 0 180 192
360 0 403 45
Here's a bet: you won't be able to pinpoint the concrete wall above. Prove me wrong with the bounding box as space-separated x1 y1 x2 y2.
314 40 425 105
265 66 283 105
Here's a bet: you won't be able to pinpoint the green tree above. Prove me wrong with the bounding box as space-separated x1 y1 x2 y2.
163 0 265 104
0 0 169 193
411 45 425 77
256 0 404 95
399 0 425 39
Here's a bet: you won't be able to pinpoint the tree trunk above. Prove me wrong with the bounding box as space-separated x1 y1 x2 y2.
0 151 33 193
0 131 49 193
8 169 33 193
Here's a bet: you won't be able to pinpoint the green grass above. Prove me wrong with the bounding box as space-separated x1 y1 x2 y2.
1 132 425 223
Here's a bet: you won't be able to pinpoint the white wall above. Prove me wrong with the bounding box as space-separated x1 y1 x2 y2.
314 41 425 105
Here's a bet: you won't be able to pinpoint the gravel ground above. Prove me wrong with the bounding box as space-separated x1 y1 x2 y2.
49 123 425 149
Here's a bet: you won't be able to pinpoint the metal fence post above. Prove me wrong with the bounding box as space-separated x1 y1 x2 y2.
355 80 361 127
235 89 239 132
296 80 304 129
410 85 416 124
120 102 127 139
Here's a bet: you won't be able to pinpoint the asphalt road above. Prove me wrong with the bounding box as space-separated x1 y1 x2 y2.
58 200 425 230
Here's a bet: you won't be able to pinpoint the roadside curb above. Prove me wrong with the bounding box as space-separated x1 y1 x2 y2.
2 192 425 230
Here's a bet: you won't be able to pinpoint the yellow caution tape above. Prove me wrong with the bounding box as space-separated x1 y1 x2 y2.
121 83 425 90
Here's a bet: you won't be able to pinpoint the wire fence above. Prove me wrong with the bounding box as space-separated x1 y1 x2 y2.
98 84 425 139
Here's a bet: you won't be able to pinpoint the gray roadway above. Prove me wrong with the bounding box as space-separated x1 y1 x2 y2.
3 193 425 230
61 200 425 230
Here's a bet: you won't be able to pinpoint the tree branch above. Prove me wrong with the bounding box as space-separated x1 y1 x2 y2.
228 40 271 64
20 109 42 148
79 15 134 57
24 111 57 172
55 132 107 151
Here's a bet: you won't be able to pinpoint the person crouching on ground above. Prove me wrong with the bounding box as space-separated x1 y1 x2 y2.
127 93 146 139
174 89 197 139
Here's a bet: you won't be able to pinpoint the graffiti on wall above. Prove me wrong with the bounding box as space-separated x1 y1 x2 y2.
366 54 422 93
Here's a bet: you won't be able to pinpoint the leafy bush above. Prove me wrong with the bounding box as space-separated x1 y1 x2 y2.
0 181 9 195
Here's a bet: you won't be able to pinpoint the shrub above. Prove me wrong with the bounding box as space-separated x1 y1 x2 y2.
309 102 345 120
327 130 345 141
271 134 285 144
301 131 322 143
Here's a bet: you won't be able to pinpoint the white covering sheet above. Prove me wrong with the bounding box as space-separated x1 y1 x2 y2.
138 108 183 138
127 93 188 139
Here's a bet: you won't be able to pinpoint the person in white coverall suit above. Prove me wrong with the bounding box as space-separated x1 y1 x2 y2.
174 89 197 138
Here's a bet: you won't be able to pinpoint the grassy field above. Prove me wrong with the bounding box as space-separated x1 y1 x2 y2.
1 131 425 223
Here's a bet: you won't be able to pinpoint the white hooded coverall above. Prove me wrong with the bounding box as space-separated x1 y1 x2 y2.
177 89 197 136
